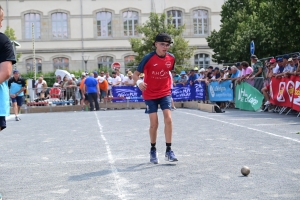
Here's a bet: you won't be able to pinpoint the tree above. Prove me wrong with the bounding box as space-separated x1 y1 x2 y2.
130 13 194 66
206 0 300 64
4 26 22 62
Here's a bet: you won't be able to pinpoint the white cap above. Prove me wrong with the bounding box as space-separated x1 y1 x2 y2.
199 68 205 73
71 74 75 78
99 77 104 83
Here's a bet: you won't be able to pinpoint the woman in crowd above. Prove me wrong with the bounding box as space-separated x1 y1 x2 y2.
36 77 47 98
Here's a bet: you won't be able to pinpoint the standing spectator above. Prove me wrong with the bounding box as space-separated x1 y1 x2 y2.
105 71 113 96
214 67 221 79
100 71 105 77
178 71 188 86
123 71 135 86
111 71 121 86
63 77 77 104
35 75 46 86
0 6 15 131
238 61 253 83
196 68 206 82
261 58 276 106
8 70 25 121
282 54 289 67
115 68 125 84
55 75 63 85
208 66 214 73
83 73 100 111
292 54 298 71
236 62 242 72
187 68 199 86
79 72 88 111
250 55 263 79
276 58 294 77
171 70 180 86
99 77 108 102
36 77 47 98
226 66 240 82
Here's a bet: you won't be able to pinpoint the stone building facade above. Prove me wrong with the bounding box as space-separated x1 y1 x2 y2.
1 0 224 73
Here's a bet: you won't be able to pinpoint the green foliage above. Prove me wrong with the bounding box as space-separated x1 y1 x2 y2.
4 26 22 62
130 13 194 66
206 0 300 63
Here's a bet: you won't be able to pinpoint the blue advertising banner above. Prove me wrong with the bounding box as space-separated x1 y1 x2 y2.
111 86 144 102
191 82 206 101
208 80 233 102
172 85 192 101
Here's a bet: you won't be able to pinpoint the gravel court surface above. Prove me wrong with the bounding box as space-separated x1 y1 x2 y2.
0 109 299 200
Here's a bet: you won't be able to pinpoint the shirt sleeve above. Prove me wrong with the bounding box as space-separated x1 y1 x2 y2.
8 78 12 88
0 33 16 64
137 52 154 73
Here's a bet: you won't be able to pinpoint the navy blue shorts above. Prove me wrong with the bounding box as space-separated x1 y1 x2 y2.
0 116 6 130
11 96 23 106
145 95 171 114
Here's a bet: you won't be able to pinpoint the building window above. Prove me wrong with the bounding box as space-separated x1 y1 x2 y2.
52 12 68 39
53 57 69 70
193 10 208 35
194 54 210 68
24 13 41 39
124 55 135 66
123 11 138 36
26 58 42 73
167 10 182 28
96 11 112 37
98 56 113 70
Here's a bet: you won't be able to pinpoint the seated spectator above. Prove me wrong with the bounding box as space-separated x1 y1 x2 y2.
178 71 188 86
48 83 61 99
188 68 199 85
123 71 135 86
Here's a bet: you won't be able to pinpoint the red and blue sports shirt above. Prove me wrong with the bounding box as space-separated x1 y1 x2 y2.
137 51 175 100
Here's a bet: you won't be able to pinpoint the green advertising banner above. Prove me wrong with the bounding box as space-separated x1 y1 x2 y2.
235 82 264 111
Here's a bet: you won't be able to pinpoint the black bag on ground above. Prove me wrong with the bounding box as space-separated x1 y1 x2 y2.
214 104 225 113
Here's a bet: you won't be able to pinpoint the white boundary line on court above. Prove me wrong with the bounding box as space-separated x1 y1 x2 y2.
179 111 300 144
94 113 126 200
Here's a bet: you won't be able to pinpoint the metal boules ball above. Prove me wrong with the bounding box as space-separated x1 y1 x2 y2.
241 166 250 176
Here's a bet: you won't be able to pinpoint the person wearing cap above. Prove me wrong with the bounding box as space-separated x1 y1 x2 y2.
48 83 61 99
250 55 263 80
261 58 277 106
178 71 188 85
83 73 100 111
93 71 100 83
98 76 108 102
196 68 206 82
187 67 199 85
8 70 26 121
0 5 15 130
275 58 294 78
133 33 178 164
123 71 135 86
171 70 180 86
272 58 283 74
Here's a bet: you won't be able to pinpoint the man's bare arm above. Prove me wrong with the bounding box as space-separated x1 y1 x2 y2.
0 61 12 84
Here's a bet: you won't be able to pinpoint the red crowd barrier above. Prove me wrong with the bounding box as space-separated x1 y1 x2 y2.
269 76 300 112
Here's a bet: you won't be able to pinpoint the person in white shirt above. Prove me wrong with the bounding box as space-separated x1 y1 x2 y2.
111 72 121 86
115 68 124 84
105 72 113 97
123 71 135 86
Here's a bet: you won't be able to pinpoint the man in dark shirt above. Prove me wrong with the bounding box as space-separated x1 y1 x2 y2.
0 5 16 131
8 70 26 121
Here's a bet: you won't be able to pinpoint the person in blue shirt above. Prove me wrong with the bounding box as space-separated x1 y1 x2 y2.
83 73 100 111
188 68 199 85
8 70 26 121
0 6 16 131
227 66 240 82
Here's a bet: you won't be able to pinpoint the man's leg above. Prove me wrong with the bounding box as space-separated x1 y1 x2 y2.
261 87 270 105
160 96 178 162
92 93 100 110
87 93 94 111
17 96 23 114
145 100 159 164
0 116 6 131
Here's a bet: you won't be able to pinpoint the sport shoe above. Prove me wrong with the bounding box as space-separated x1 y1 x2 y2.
15 116 20 121
264 101 270 106
165 150 178 162
150 150 159 164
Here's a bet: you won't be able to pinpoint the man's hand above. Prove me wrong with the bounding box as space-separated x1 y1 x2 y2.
138 82 147 91
10 94 16 98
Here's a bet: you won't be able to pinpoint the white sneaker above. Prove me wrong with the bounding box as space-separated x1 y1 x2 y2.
264 101 270 106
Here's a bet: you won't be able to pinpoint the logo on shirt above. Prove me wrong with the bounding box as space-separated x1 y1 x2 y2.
165 61 172 68
153 64 158 66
